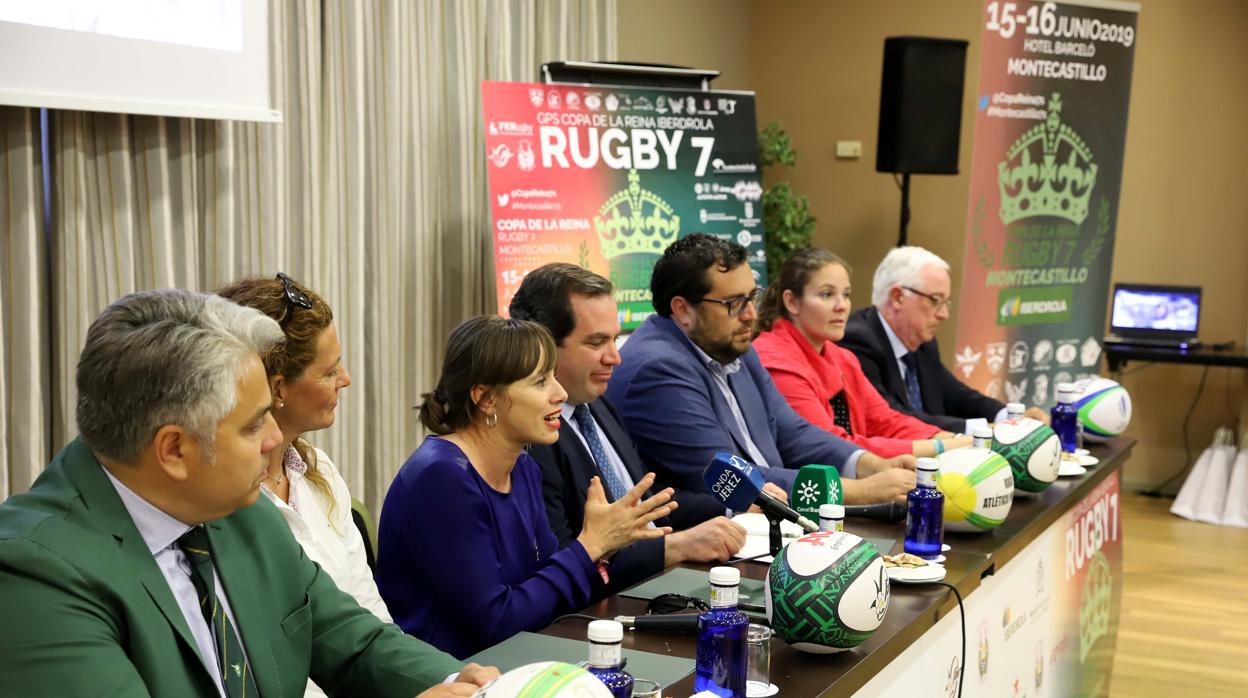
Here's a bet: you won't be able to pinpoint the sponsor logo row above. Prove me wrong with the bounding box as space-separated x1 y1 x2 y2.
526 87 737 116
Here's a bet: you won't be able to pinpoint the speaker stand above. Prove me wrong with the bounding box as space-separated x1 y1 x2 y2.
897 172 911 247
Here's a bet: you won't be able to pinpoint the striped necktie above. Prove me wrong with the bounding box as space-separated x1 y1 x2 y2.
178 526 259 697
572 404 628 502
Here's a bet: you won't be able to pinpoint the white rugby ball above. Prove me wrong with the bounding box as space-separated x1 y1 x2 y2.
1071 377 1132 441
936 448 1015 532
472 662 612 697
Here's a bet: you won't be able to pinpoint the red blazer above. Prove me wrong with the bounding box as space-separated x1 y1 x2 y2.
754 318 939 457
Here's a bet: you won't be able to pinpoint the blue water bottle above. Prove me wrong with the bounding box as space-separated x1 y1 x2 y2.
586 620 633 697
1051 383 1079 453
904 457 944 559
695 566 749 697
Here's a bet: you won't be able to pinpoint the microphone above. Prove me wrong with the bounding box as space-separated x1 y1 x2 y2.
703 452 818 533
614 613 700 631
843 502 908 522
790 464 843 524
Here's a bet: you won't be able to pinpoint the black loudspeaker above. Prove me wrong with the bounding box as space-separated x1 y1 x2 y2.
876 37 969 175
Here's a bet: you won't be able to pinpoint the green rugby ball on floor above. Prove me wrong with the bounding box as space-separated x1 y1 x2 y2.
765 531 889 653
936 448 1014 532
993 417 1061 493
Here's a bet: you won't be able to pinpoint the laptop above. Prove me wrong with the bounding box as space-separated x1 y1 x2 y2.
1103 283 1202 348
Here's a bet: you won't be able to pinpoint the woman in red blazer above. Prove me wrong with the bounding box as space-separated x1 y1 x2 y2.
754 248 970 458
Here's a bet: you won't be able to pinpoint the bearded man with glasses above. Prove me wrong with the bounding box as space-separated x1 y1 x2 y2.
607 234 919 508
841 246 1050 433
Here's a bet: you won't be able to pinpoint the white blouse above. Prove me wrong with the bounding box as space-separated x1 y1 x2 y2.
262 446 392 698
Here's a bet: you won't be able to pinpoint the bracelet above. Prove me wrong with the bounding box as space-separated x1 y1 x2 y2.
934 439 946 455
594 558 611 585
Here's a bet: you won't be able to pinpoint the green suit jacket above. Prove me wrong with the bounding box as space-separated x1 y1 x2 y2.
0 439 461 697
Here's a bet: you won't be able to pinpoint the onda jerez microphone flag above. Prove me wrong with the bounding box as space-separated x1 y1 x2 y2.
703 452 767 512
703 452 818 532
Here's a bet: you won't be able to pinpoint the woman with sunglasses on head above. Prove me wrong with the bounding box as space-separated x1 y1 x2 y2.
375 315 675 660
754 248 971 458
218 274 383 698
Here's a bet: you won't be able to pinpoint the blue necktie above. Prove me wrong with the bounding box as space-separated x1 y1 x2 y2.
902 352 925 412
572 404 628 502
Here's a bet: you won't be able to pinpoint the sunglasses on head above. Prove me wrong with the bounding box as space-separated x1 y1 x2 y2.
276 272 314 328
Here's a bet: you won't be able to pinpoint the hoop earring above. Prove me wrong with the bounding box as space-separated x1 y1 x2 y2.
485 412 499 428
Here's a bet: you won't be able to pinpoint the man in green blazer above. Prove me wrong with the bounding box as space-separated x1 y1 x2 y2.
0 289 497 697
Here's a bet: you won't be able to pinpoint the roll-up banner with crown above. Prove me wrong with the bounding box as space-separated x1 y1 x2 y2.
481 81 766 329
954 0 1138 409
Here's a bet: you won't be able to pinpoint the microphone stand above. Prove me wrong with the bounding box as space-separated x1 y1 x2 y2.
764 510 783 557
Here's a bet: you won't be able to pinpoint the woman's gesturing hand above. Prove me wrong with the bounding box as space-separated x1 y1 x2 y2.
576 473 676 561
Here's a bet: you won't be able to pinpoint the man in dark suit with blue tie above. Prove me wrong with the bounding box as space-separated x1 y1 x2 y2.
606 234 918 506
512 264 746 592
840 246 1050 433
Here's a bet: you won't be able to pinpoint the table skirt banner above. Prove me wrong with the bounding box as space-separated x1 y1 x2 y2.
857 469 1123 697
480 79 765 328
953 0 1139 409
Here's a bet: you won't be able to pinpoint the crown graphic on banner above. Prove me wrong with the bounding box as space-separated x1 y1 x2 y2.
594 169 680 260
997 93 1098 226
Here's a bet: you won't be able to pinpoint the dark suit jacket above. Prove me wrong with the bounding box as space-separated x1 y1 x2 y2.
0 439 461 697
606 316 859 497
528 397 725 594
840 306 1005 433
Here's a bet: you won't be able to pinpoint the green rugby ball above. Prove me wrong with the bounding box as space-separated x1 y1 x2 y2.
993 417 1061 493
765 531 889 653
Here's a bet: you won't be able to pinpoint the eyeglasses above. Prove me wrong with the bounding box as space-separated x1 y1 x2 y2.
645 593 710 615
276 272 314 328
902 286 953 312
696 287 763 318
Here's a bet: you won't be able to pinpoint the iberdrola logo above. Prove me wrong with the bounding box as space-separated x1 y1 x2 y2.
594 169 679 322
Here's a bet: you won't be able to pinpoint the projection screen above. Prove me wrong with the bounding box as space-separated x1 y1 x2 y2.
0 0 279 122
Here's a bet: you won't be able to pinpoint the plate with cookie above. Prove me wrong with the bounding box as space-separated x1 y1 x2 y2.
883 552 947 584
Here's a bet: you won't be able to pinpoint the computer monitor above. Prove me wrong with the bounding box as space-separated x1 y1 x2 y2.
1108 283 1202 341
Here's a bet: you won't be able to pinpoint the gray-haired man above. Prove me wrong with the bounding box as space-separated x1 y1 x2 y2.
841 246 1049 432
0 289 496 697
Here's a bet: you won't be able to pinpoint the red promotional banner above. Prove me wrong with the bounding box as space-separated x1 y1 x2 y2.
481 80 765 329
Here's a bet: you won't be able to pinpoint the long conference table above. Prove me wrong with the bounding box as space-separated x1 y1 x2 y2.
538 437 1134 697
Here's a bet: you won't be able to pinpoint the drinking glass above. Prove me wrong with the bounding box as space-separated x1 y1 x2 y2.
632 679 661 697
746 623 775 697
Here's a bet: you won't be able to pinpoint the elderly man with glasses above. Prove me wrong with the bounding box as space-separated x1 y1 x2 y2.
841 246 1050 434
607 234 918 507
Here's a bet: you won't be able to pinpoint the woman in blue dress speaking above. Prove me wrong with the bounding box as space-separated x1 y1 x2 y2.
376 315 675 659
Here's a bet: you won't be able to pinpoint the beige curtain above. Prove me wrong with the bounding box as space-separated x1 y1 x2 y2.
0 107 50 496
1 0 616 510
